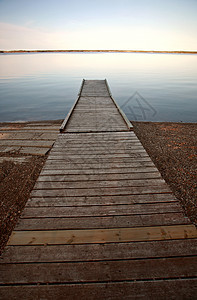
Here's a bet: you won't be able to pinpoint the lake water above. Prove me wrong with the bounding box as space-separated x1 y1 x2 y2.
0 52 197 122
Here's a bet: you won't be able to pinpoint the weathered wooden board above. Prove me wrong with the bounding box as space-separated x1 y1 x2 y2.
0 140 54 147
50 147 145 154
0 129 58 134
44 158 152 167
15 213 190 231
43 161 156 169
34 179 166 190
57 136 138 141
0 279 196 300
46 157 151 165
48 150 148 157
56 134 138 140
59 131 134 136
56 142 140 148
37 172 162 182
40 166 159 175
27 193 178 207
7 225 197 246
58 133 136 139
54 139 140 145
31 185 171 197
0 132 58 140
1 257 196 284
0 156 31 163
20 202 182 218
2 239 197 263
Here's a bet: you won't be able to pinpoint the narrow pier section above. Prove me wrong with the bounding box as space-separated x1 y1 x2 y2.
60 79 132 132
0 80 196 299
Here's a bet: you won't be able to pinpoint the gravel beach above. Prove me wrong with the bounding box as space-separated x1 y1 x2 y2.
133 122 197 224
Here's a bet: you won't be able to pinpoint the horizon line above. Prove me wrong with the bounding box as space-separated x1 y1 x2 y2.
1 49 197 54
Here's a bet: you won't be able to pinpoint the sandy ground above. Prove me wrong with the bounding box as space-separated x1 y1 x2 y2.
0 121 196 254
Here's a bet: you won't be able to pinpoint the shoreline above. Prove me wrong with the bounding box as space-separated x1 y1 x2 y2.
1 49 197 54
1 120 197 124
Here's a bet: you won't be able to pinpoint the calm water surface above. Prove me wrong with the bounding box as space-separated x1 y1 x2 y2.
0 53 197 122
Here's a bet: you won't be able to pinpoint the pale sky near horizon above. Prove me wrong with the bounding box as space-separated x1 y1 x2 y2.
0 0 197 51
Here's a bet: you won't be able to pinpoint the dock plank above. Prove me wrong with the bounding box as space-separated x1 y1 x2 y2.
26 193 178 207
2 239 196 263
34 178 166 190
36 171 162 182
7 225 197 246
20 202 182 218
31 186 172 197
15 213 190 231
40 166 159 175
1 257 196 284
0 279 196 300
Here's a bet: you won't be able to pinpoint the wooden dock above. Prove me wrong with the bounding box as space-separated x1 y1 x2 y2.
0 80 197 299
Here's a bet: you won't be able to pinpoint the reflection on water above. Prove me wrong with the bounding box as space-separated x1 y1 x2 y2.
0 53 197 122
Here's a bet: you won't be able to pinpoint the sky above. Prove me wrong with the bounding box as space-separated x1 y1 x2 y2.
0 0 197 51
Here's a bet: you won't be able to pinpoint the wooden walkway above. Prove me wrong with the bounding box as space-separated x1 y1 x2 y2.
0 80 197 299
0 120 60 156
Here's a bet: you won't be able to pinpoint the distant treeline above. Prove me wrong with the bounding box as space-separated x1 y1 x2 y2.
1 50 197 54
